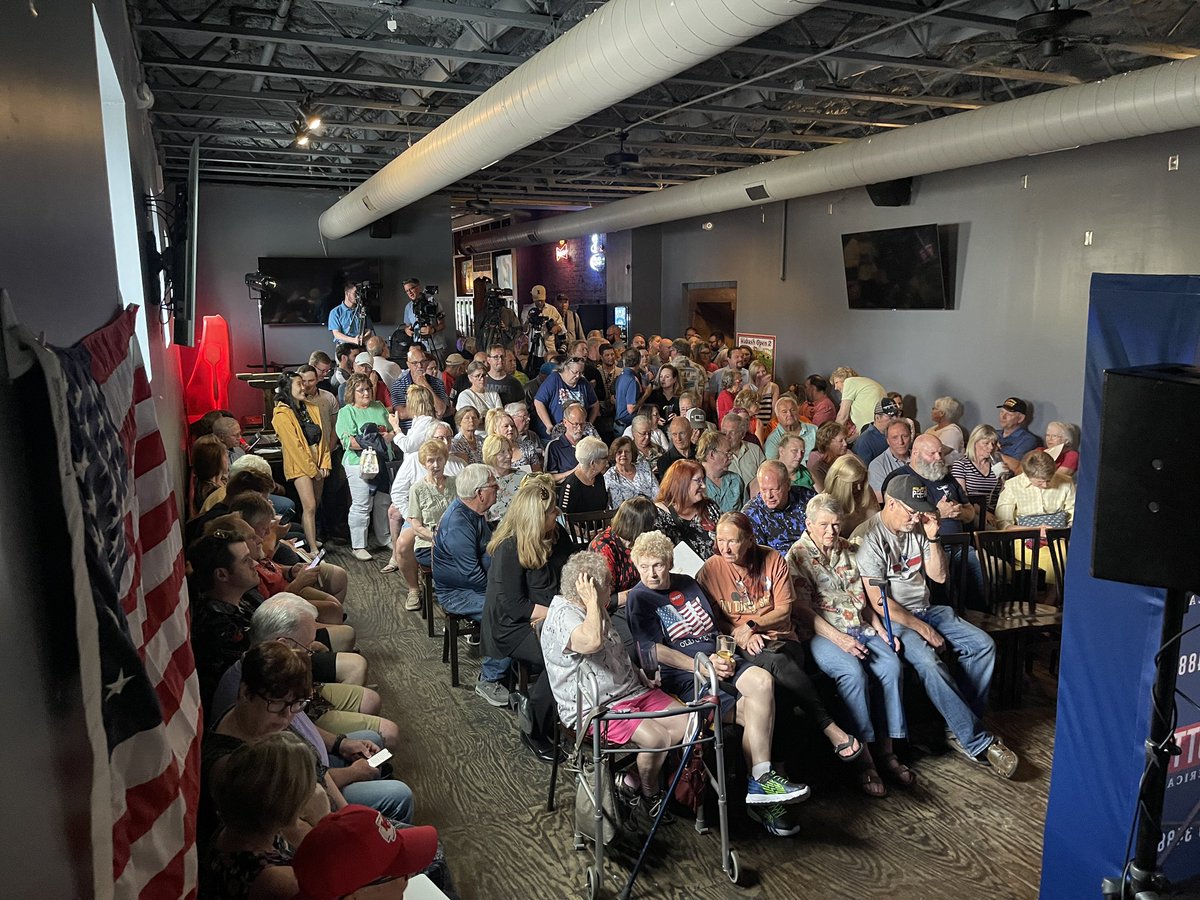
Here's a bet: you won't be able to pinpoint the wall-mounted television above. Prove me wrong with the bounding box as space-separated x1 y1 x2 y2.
841 223 950 310
256 257 386 325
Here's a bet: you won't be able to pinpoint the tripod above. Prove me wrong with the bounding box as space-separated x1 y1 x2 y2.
413 315 443 368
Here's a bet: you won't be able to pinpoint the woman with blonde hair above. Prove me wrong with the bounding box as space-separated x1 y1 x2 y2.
952 423 1004 513
395 439 455 612
273 371 331 554
823 453 879 537
484 474 574 761
483 433 523 521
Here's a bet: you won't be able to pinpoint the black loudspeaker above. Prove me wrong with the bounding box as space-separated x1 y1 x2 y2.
864 177 913 207
369 216 393 239
1092 364 1200 590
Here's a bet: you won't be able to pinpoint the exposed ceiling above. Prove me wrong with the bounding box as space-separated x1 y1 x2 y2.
129 0 1200 227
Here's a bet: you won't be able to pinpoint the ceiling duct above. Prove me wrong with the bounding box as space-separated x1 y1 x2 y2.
318 0 828 241
459 56 1200 254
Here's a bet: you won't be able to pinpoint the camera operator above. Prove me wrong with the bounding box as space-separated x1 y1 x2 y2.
327 279 375 346
402 278 450 356
473 277 522 349
520 285 564 371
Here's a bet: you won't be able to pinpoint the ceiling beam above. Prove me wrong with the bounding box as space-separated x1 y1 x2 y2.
295 0 557 32
151 105 435 136
822 0 1015 34
148 83 458 117
140 56 488 95
136 20 525 68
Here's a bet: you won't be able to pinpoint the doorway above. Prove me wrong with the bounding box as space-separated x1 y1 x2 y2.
684 281 736 339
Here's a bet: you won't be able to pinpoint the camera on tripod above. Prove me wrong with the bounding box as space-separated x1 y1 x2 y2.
354 280 381 308
485 285 512 312
412 284 442 322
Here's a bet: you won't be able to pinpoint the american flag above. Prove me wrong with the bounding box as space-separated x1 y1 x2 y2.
659 591 714 643
52 308 200 898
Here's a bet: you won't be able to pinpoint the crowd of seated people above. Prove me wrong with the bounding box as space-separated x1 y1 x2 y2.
184 311 1082 884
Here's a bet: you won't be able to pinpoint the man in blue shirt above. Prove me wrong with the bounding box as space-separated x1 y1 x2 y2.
533 356 598 438
853 396 901 465
401 277 449 355
389 345 448 432
742 460 814 554
612 347 645 431
996 397 1041 474
327 280 374 346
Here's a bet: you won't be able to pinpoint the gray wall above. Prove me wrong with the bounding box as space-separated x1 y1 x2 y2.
195 185 452 419
0 0 183 894
653 126 1200 432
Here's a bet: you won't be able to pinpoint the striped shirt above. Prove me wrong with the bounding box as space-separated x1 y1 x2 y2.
950 456 1002 510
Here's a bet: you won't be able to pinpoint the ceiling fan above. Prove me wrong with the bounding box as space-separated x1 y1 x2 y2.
1012 0 1096 59
561 132 645 183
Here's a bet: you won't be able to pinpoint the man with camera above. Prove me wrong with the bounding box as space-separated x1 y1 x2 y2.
401 277 449 356
327 279 374 346
520 285 564 367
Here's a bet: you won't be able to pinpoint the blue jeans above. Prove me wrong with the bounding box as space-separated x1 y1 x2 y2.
436 588 511 683
809 632 906 744
328 729 415 824
270 494 296 520
894 605 996 757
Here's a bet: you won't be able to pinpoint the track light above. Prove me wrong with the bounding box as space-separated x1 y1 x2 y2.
300 95 322 131
293 118 311 146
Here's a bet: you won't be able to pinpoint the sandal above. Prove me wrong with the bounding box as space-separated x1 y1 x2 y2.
860 768 888 798
833 735 864 763
379 560 399 574
879 752 917 786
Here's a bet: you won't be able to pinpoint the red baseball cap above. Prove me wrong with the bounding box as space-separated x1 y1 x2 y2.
293 806 438 899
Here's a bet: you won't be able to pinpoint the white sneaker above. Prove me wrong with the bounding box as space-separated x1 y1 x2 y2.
404 589 422 612
351 548 372 561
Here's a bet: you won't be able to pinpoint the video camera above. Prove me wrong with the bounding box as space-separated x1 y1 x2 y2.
412 284 442 323
485 284 513 312
245 272 277 290
354 280 381 309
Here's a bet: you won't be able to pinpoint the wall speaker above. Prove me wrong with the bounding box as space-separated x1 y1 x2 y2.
369 216 393 239
1092 364 1200 590
865 177 913 207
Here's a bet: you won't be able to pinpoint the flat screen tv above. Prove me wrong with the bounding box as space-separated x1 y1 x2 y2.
256 257 385 325
841 223 950 310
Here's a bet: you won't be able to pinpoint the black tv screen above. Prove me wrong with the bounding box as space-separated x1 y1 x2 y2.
256 257 384 325
842 224 949 310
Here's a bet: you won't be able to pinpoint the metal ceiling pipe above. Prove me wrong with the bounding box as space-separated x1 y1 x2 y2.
250 0 293 93
460 56 1200 254
318 0 828 240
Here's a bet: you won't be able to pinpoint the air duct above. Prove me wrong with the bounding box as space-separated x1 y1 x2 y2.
318 0 828 240
459 56 1200 254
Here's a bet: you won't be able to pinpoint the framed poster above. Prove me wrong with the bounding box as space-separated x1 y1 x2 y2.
736 332 776 378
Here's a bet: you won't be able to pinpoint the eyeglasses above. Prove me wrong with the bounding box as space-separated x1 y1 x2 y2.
569 357 586 364
279 636 316 657
256 693 310 714
488 354 505 360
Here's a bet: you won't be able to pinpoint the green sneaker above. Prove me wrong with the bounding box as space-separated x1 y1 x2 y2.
746 770 810 805
747 802 802 837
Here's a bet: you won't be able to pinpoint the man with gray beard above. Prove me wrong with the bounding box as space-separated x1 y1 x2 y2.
882 433 984 608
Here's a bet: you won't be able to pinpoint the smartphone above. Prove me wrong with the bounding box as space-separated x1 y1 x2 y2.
305 548 327 570
367 748 392 768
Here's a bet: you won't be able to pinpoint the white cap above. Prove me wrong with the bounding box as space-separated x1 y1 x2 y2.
354 351 373 365
530 284 546 302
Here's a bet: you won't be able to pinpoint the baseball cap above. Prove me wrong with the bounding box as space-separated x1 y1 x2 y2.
874 397 900 417
687 408 708 428
444 353 467 366
354 351 373 366
530 284 547 301
997 397 1029 415
538 362 555 376
292 806 438 900
885 474 937 513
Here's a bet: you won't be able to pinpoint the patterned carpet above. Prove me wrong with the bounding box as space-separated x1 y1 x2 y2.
329 543 1057 900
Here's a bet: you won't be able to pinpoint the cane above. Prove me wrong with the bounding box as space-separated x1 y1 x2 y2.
869 577 895 647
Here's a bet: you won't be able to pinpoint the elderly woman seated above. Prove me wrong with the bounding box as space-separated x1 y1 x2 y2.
696 512 863 768
694 431 743 514
627 531 809 836
557 435 611 516
787 494 912 798
926 396 967 463
1043 420 1081 476
603 435 659 508
808 421 850 492
482 434 523 522
539 551 691 821
995 450 1076 530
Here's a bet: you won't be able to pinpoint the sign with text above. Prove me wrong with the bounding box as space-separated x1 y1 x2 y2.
1161 592 1200 880
736 332 776 379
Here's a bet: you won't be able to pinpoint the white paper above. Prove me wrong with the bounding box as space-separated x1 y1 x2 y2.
404 874 451 899
367 748 392 768
670 541 706 578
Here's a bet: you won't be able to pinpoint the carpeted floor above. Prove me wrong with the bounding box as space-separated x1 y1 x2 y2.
329 543 1057 900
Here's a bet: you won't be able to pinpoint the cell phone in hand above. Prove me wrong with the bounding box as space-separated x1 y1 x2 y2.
367 748 392 768
305 548 327 570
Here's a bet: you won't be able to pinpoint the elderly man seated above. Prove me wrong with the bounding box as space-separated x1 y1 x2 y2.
544 401 590 482
856 475 1019 779
627 531 809 836
996 397 1042 474
539 551 691 822
764 394 817 461
721 410 766 488
742 460 815 554
432 464 512 707
210 593 398 749
995 450 1076 530
655 414 699 480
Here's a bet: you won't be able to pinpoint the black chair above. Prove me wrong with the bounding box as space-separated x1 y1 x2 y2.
419 562 438 638
563 509 615 546
441 610 481 687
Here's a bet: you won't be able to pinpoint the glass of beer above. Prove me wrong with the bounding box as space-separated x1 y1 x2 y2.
715 634 736 665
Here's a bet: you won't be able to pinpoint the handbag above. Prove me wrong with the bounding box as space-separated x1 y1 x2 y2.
359 446 380 476
573 708 623 844
1016 511 1068 528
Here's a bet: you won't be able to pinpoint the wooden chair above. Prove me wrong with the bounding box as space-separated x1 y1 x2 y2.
939 532 974 613
441 609 481 688
969 529 1064 708
563 509 615 546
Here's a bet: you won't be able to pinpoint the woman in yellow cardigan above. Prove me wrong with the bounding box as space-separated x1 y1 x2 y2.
271 371 331 552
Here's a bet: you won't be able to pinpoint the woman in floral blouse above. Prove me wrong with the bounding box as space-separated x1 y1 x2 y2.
787 492 912 798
